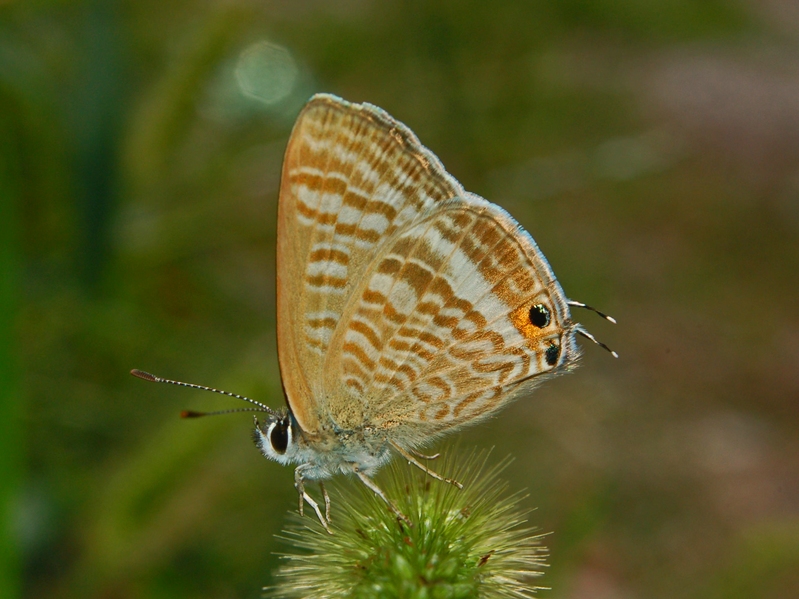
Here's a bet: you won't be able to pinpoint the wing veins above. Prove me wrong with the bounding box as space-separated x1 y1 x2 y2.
366 204 483 406
377 206 512 399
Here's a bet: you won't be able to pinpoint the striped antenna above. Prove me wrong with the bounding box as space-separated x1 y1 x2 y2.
181 408 266 419
568 300 617 324
130 369 280 417
574 326 619 358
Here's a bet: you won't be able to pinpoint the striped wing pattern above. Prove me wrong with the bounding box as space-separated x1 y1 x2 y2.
329 198 578 442
277 95 462 435
277 94 577 442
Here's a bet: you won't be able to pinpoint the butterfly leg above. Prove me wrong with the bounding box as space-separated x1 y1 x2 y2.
294 467 332 534
390 441 463 489
294 467 305 516
320 481 331 523
409 448 440 460
353 467 412 526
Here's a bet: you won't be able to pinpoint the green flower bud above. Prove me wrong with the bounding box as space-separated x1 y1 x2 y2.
269 451 548 598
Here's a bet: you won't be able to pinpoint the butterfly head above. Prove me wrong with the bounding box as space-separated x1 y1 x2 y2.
253 411 300 465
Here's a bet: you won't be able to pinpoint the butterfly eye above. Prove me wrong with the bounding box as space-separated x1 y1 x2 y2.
529 304 551 328
270 420 289 454
545 342 560 366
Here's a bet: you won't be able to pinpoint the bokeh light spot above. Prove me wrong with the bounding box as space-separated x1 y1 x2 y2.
235 41 298 105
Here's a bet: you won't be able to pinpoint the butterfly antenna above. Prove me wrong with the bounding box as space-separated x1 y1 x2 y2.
181 408 266 419
568 300 617 324
574 326 619 358
130 369 279 417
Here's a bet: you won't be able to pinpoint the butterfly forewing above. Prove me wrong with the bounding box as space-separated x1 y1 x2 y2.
277 94 464 435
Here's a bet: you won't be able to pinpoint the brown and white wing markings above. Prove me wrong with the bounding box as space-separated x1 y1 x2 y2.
279 93 578 442
324 194 579 443
277 94 463 436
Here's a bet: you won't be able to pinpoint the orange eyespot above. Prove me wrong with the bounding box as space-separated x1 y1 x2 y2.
511 301 554 346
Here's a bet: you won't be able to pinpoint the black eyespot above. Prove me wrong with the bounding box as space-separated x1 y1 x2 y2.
545 343 560 366
270 420 289 454
529 304 551 328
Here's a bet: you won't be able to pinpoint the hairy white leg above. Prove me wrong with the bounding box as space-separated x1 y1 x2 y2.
390 441 463 489
294 467 305 516
294 467 332 534
353 467 411 526
320 481 331 524
409 448 441 460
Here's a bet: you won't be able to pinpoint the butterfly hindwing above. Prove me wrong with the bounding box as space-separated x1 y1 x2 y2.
324 197 578 442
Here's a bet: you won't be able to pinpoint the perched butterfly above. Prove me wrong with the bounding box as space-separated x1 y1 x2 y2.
132 94 615 532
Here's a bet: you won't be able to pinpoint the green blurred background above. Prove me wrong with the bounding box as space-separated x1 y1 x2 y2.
2 0 799 597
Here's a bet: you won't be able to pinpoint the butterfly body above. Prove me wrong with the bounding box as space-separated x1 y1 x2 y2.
254 410 394 480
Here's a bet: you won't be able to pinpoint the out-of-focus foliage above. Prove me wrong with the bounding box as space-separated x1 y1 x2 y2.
1 1 798 598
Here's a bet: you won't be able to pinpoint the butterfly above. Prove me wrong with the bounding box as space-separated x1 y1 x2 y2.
132 94 615 533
